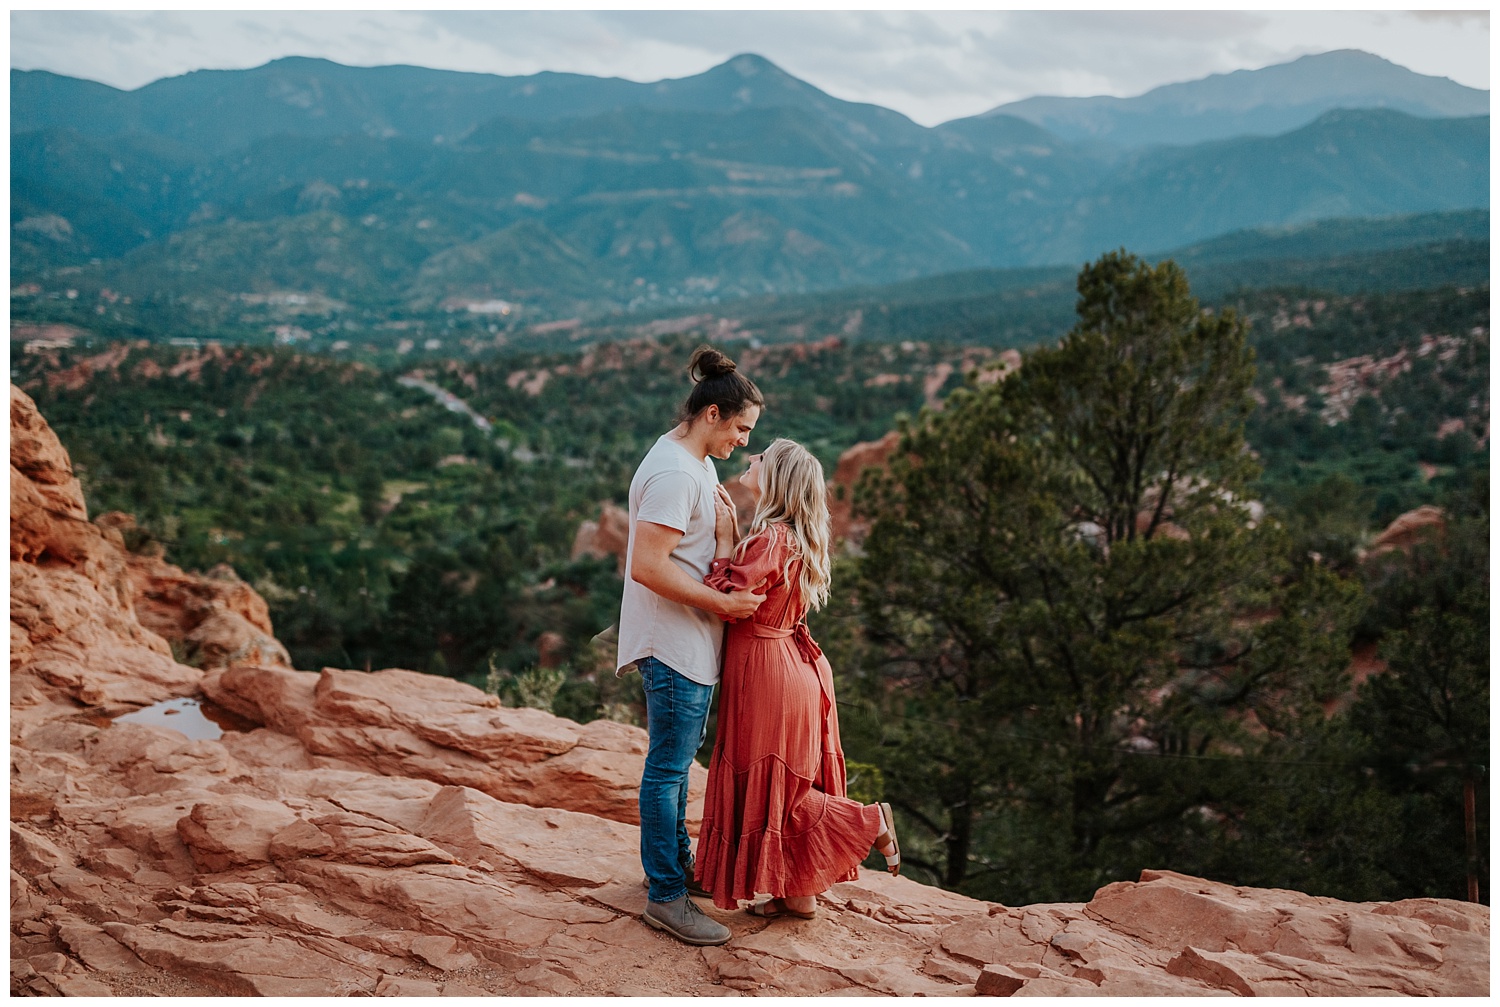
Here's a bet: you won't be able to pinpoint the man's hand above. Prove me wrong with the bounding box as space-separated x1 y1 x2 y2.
721 579 767 621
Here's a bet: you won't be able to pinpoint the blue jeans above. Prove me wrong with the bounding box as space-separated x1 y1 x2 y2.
638 656 714 904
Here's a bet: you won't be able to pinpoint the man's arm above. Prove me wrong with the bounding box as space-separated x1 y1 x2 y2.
632 521 764 620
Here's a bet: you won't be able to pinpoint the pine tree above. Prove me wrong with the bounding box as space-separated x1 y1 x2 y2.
850 252 1359 900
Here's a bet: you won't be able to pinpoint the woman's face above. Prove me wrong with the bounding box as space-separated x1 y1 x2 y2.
739 452 764 501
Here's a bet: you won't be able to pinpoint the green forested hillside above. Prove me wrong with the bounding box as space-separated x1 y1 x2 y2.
11 336 960 683
11 212 1489 364
13 276 1486 681
1027 111 1487 264
1241 287 1489 531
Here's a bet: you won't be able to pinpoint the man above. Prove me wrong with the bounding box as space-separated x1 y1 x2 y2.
618 347 764 946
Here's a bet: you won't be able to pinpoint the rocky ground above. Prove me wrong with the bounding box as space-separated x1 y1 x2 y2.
10 384 1489 996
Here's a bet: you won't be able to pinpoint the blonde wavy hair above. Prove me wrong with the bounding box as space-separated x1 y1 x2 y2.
739 438 833 612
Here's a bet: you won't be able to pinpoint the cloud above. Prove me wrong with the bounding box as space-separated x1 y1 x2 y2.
1411 10 1489 26
9 10 1489 126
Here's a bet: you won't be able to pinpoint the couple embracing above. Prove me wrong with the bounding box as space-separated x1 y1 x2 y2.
617 346 900 947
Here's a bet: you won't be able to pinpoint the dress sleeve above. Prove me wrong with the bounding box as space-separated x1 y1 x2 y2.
705 527 784 595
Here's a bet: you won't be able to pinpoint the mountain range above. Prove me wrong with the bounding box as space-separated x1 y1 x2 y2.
984 49 1487 147
10 50 1489 317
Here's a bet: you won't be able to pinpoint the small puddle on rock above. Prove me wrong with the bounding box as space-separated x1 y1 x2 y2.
111 697 255 741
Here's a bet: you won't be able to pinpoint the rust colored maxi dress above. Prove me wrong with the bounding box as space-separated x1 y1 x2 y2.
696 523 883 911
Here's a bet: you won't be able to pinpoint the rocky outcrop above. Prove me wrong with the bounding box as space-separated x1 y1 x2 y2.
10 386 289 740
570 501 630 573
11 385 1489 996
1331 504 1453 702
1367 504 1446 558
96 512 291 670
942 870 1487 996
12 702 1488 997
199 662 704 828
10 386 202 737
829 430 902 544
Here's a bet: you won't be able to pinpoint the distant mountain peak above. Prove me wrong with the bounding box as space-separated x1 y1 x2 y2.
978 48 1488 148
711 53 788 80
1282 48 1424 70
1304 48 1395 62
263 55 342 68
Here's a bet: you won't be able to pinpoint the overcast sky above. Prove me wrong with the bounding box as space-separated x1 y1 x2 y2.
10 8 1491 127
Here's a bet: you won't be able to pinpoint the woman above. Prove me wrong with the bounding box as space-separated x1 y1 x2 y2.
695 438 899 920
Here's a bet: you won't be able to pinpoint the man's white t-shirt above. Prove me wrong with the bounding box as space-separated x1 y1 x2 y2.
616 433 725 685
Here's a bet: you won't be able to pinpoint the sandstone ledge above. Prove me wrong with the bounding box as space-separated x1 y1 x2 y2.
12 698 1488 997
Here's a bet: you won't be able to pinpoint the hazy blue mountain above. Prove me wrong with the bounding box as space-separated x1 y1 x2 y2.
1027 110 1488 263
11 53 930 155
693 209 1490 351
982 50 1489 148
22 109 977 312
1167 208 1490 263
10 53 1490 313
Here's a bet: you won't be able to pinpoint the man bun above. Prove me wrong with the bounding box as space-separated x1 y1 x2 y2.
677 344 763 425
688 346 737 381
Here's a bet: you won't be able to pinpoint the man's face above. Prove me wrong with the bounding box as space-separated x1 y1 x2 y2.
709 404 759 460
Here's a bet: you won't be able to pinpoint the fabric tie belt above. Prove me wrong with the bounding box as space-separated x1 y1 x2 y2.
745 620 824 665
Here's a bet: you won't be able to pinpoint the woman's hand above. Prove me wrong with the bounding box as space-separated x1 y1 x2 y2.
713 485 738 558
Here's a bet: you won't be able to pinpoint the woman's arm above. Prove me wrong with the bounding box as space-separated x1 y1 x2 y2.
706 525 783 595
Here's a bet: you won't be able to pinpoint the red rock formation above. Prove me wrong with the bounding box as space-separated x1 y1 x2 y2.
1367 504 1446 558
1134 510 1192 541
93 513 290 670
11 385 1488 997
10 386 201 734
195 662 703 829
570 501 630 574
828 430 902 544
1331 504 1450 708
42 341 146 392
535 630 567 670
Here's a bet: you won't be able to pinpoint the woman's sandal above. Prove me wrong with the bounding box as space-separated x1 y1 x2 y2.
876 802 901 876
746 897 817 920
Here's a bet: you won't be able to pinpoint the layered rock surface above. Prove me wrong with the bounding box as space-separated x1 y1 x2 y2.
10 385 1489 996
199 663 702 828
11 386 203 737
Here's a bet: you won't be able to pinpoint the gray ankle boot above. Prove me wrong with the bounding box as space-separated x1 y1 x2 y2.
642 895 731 946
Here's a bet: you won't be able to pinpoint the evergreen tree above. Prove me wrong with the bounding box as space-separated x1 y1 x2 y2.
850 251 1359 901
1351 508 1489 902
